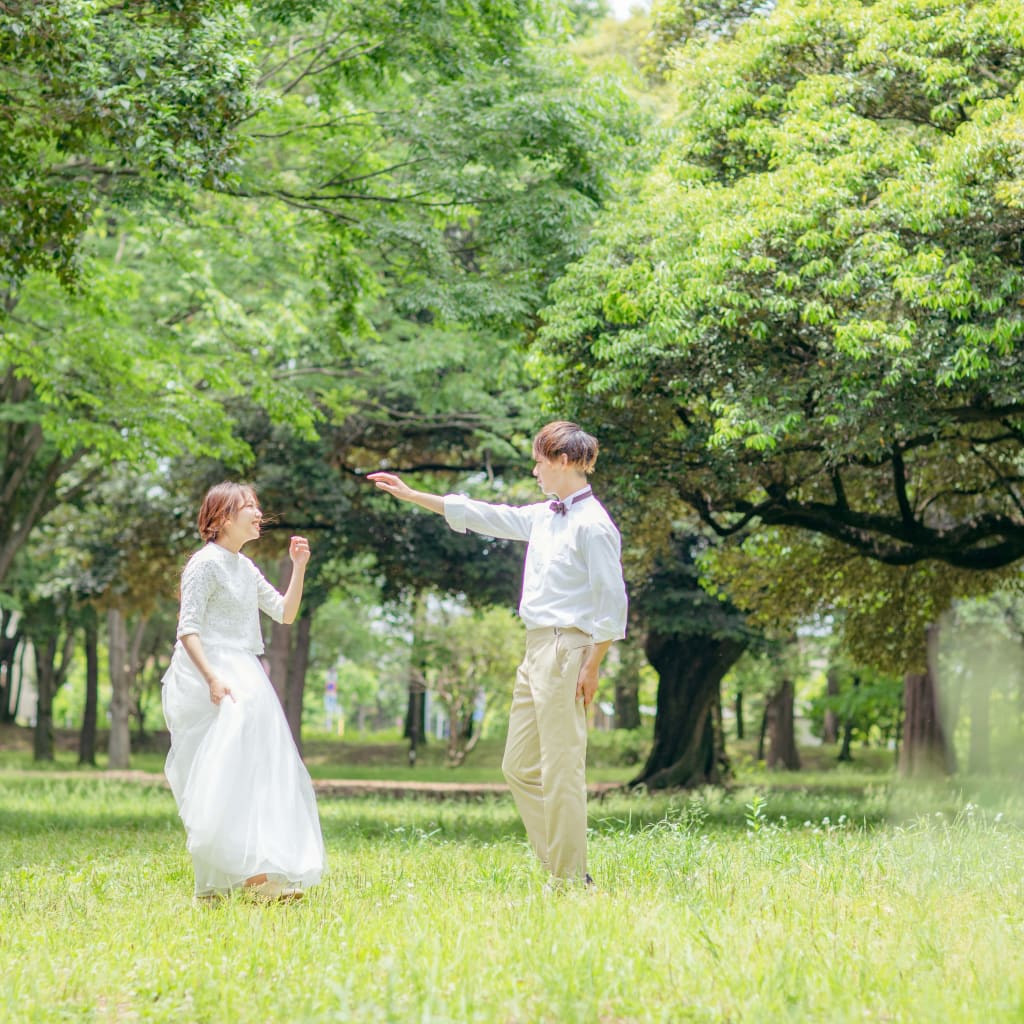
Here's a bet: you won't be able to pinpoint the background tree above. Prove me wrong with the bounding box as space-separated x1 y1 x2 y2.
704 529 1016 774
934 590 1024 775
724 639 809 765
629 533 751 790
807 654 903 763
540 0 1024 572
419 602 524 765
536 0 1024 752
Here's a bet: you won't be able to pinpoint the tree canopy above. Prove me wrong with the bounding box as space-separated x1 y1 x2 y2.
538 0 1024 573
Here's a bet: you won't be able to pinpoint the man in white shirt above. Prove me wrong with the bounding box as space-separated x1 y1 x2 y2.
369 421 628 884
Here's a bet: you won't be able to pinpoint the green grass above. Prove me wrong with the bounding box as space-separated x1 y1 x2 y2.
0 730 644 784
3 777 1024 1022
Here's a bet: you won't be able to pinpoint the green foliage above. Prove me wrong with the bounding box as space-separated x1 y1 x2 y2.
243 0 640 334
632 531 753 643
538 0 1024 577
703 528 1018 671
418 601 524 762
807 661 904 746
307 579 411 729
642 0 766 79
0 0 259 287
1 0 641 598
586 726 651 766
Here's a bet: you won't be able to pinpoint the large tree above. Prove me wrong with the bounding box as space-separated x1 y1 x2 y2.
538 0 1024 572
535 0 1024 782
629 533 751 789
0 0 315 589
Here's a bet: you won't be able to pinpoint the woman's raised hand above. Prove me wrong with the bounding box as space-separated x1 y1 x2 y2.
289 535 311 568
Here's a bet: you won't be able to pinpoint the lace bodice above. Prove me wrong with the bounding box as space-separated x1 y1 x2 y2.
176 543 286 654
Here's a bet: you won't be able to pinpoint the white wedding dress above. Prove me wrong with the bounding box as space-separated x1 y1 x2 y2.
162 542 325 896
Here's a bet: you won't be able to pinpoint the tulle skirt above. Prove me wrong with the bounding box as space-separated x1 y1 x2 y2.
162 642 326 896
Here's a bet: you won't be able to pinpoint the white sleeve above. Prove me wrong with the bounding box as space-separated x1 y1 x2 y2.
176 557 216 639
251 561 286 623
443 494 536 542
586 523 628 643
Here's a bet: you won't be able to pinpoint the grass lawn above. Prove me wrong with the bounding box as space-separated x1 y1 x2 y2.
3 772 1024 1022
0 727 646 784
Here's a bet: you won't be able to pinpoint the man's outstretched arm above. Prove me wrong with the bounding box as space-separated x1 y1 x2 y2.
369 472 535 542
368 472 444 515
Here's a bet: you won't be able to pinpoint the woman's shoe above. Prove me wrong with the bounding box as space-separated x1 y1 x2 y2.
247 880 304 903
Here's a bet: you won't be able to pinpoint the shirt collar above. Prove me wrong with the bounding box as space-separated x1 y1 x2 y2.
561 485 593 504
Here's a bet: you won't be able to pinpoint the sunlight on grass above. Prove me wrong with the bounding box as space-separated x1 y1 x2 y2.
3 778 1024 1021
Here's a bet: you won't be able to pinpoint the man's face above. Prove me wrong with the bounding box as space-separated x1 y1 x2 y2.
532 452 567 495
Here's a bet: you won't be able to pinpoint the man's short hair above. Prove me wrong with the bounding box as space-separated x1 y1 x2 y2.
532 421 599 474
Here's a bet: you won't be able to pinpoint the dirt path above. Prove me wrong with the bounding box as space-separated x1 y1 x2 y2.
2 769 623 801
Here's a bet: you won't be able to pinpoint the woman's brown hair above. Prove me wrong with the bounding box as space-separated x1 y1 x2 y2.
197 482 257 542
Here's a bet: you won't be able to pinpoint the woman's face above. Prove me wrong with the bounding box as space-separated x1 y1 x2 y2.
225 492 262 544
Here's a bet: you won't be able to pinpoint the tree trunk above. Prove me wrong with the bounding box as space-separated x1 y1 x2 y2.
837 718 855 762
823 667 840 745
405 594 428 764
79 608 99 766
405 680 426 765
734 690 744 740
127 617 148 738
284 606 311 753
630 630 745 790
613 639 644 730
967 671 990 775
766 678 801 771
899 627 955 777
712 691 729 776
837 674 860 763
756 702 769 761
0 608 22 723
107 609 132 770
265 555 293 707
446 700 466 766
12 639 28 724
33 621 74 762
33 632 58 762
900 670 955 777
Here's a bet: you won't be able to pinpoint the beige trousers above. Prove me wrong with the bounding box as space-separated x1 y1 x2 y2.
502 626 593 879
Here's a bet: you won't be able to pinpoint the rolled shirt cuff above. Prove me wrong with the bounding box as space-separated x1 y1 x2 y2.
443 494 468 534
591 624 627 644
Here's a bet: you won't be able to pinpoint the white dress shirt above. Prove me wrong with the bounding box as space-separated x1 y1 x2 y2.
443 486 628 643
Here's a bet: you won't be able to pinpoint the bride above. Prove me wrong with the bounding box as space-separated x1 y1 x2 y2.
161 482 325 901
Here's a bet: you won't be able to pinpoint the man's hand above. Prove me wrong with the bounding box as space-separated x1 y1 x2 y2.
289 535 311 569
575 640 612 709
367 472 414 501
575 662 600 708
366 473 445 515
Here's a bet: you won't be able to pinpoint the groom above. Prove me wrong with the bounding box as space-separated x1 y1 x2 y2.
369 421 628 884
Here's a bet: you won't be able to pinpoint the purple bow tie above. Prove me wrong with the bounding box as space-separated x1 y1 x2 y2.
550 488 593 516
